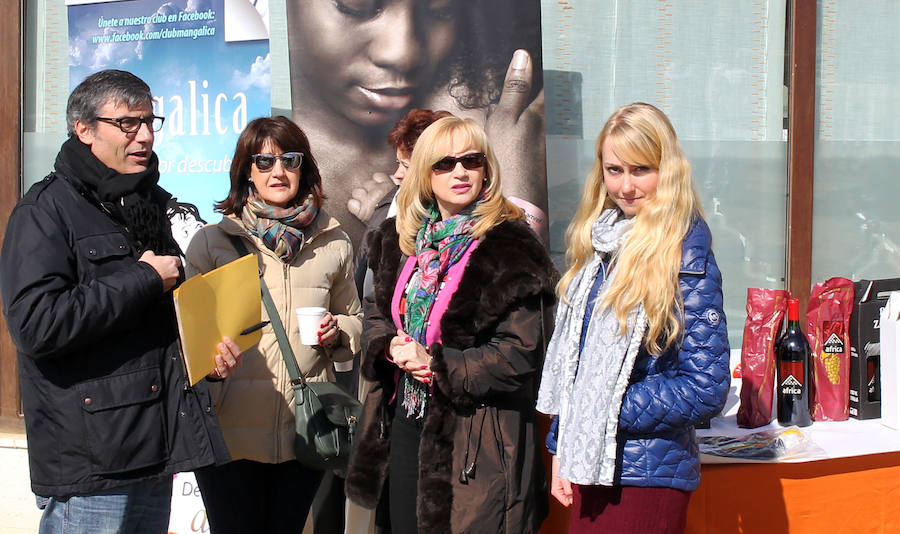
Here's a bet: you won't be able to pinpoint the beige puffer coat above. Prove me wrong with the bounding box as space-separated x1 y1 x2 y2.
185 211 362 463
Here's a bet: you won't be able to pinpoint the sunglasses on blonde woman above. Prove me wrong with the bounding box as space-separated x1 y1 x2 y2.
431 153 486 173
251 152 303 172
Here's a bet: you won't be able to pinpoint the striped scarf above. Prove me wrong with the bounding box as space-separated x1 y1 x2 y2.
241 192 318 263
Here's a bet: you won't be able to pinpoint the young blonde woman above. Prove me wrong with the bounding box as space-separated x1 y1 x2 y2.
346 116 556 534
537 102 730 534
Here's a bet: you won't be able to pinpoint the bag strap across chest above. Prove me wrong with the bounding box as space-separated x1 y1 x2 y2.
228 234 306 386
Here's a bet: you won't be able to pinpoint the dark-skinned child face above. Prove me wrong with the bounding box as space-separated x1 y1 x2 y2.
287 0 459 127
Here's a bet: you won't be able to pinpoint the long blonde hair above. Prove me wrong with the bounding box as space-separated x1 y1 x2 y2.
559 102 704 355
395 116 523 255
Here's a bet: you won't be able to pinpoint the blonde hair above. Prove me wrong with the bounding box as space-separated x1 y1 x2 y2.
559 102 704 355
395 116 523 255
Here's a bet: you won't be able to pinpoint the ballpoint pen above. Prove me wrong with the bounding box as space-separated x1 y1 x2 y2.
240 321 270 335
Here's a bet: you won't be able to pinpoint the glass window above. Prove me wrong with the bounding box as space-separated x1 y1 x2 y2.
541 0 789 346
24 0 791 347
812 1 900 282
23 0 69 191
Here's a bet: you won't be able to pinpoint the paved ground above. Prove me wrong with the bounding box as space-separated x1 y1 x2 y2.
0 436 367 534
0 438 41 534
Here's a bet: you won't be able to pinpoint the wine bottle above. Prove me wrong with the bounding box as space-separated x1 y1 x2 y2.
867 355 880 402
776 298 812 426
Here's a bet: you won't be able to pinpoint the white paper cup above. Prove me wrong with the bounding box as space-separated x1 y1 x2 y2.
296 307 326 346
334 359 354 373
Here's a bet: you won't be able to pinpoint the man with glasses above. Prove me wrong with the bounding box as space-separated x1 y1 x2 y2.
0 69 242 533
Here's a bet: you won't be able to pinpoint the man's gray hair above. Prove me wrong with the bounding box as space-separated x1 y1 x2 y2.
66 69 153 136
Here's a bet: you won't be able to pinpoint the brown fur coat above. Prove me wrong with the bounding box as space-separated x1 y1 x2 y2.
345 218 557 534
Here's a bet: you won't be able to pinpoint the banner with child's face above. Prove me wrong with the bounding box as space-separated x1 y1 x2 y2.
67 0 270 252
284 0 548 246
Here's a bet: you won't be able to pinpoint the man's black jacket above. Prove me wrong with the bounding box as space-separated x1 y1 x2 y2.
0 169 229 498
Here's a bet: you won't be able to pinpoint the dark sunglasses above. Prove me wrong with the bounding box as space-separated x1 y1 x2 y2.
431 153 487 173
251 152 303 172
95 115 165 133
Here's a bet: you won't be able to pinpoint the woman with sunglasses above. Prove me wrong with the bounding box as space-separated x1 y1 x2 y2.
537 103 730 533
184 116 363 534
345 116 556 534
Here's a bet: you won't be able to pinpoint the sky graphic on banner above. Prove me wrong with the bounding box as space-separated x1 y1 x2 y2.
67 0 270 228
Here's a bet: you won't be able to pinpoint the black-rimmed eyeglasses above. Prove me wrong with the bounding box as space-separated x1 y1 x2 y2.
95 115 165 133
251 152 304 172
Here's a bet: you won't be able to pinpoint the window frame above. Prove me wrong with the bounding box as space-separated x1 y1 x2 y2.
1 0 24 431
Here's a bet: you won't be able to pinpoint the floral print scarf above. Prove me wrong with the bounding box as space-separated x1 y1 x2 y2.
401 204 478 417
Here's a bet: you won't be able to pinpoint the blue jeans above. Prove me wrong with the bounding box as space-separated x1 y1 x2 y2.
36 476 173 534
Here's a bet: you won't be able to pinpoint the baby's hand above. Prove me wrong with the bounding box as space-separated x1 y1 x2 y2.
347 172 395 224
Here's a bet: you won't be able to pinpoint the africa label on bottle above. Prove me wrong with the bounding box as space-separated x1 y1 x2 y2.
779 361 804 396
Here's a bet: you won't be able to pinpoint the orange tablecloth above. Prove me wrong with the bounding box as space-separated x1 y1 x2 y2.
686 452 900 534
538 451 900 533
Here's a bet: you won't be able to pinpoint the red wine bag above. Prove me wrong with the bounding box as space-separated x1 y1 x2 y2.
737 288 790 428
806 277 854 421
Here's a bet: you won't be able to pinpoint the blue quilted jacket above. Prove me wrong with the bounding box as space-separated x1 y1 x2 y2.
547 216 730 491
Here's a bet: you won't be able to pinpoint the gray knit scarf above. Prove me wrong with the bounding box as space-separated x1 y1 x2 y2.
536 208 648 485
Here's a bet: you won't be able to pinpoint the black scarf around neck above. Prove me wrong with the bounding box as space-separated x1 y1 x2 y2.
55 136 179 256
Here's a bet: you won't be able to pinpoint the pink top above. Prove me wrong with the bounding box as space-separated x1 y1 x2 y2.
391 239 480 347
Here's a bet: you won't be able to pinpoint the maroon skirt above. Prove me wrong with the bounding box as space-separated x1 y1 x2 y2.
569 484 692 534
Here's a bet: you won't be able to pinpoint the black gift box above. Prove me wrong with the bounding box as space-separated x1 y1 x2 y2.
849 279 900 419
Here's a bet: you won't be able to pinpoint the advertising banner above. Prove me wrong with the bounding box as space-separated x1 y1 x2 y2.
67 0 270 253
170 472 210 533
283 0 547 247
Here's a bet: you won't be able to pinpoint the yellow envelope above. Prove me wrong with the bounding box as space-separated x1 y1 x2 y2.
174 254 262 385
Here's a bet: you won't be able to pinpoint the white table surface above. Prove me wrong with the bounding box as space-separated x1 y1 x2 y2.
697 349 900 463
